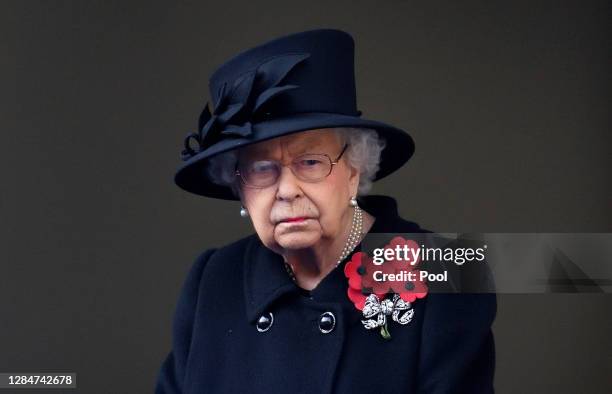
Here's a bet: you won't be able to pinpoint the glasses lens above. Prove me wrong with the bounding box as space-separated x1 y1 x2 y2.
292 154 332 181
240 160 280 187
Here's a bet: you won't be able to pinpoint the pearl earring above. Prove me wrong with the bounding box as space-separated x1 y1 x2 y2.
349 196 358 207
240 206 249 217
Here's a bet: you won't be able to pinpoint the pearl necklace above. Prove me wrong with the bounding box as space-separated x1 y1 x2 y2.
284 205 364 283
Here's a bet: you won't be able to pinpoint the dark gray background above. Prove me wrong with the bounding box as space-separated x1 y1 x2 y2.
1 1 610 393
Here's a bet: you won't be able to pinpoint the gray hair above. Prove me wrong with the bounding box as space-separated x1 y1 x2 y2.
203 127 386 197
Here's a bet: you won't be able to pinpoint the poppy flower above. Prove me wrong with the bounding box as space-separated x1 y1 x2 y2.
344 236 428 310
344 252 386 310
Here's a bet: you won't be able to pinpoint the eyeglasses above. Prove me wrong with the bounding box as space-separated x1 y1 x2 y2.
235 144 349 188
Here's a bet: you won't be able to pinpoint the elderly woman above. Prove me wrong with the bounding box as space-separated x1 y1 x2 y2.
156 29 496 394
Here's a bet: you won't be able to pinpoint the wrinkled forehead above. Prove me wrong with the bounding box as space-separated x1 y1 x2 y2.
239 129 342 158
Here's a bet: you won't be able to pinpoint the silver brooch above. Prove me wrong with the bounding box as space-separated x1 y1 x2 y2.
361 294 414 339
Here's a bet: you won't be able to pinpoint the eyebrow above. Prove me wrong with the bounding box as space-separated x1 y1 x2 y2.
244 145 331 160
287 140 334 156
240 133 339 160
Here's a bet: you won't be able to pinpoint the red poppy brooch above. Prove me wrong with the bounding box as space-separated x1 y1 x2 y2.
344 236 428 339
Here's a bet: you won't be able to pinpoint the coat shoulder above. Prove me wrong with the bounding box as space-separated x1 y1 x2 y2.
201 233 258 267
190 233 261 297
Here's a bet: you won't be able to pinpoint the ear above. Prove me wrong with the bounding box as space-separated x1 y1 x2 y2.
336 131 360 198
347 164 360 198
234 181 247 207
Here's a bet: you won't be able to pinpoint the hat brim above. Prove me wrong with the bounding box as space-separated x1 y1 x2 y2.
174 112 415 200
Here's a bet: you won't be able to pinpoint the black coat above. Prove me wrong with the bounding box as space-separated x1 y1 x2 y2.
155 195 496 393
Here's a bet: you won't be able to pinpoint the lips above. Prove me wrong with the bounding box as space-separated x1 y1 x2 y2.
275 215 317 225
280 217 308 223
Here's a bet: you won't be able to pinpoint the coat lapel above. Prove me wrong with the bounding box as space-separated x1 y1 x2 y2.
243 235 298 323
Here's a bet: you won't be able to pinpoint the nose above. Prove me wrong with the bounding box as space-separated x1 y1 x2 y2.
275 165 303 201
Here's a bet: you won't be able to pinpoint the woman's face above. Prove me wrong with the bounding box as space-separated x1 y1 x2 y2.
238 129 360 254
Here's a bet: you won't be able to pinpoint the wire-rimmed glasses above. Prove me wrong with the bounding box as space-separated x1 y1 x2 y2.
235 144 349 188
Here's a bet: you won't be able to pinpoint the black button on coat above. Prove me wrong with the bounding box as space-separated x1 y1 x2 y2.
155 195 496 393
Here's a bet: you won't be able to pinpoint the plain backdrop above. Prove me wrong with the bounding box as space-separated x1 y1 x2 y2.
1 1 610 393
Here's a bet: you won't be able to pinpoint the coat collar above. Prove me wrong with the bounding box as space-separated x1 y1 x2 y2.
243 195 423 323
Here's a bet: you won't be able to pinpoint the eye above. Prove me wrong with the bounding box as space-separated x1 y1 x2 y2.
300 158 323 167
249 160 277 173
296 155 326 168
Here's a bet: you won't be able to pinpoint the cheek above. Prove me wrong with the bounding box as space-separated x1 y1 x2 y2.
242 190 275 242
251 211 272 238
323 170 352 206
317 205 343 236
307 185 349 236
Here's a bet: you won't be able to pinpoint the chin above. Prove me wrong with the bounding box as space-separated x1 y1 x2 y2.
275 232 320 250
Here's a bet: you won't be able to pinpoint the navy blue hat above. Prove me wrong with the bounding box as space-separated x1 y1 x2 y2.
174 28 415 199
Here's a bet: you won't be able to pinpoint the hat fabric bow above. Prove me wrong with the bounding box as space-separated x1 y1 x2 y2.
181 53 311 161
